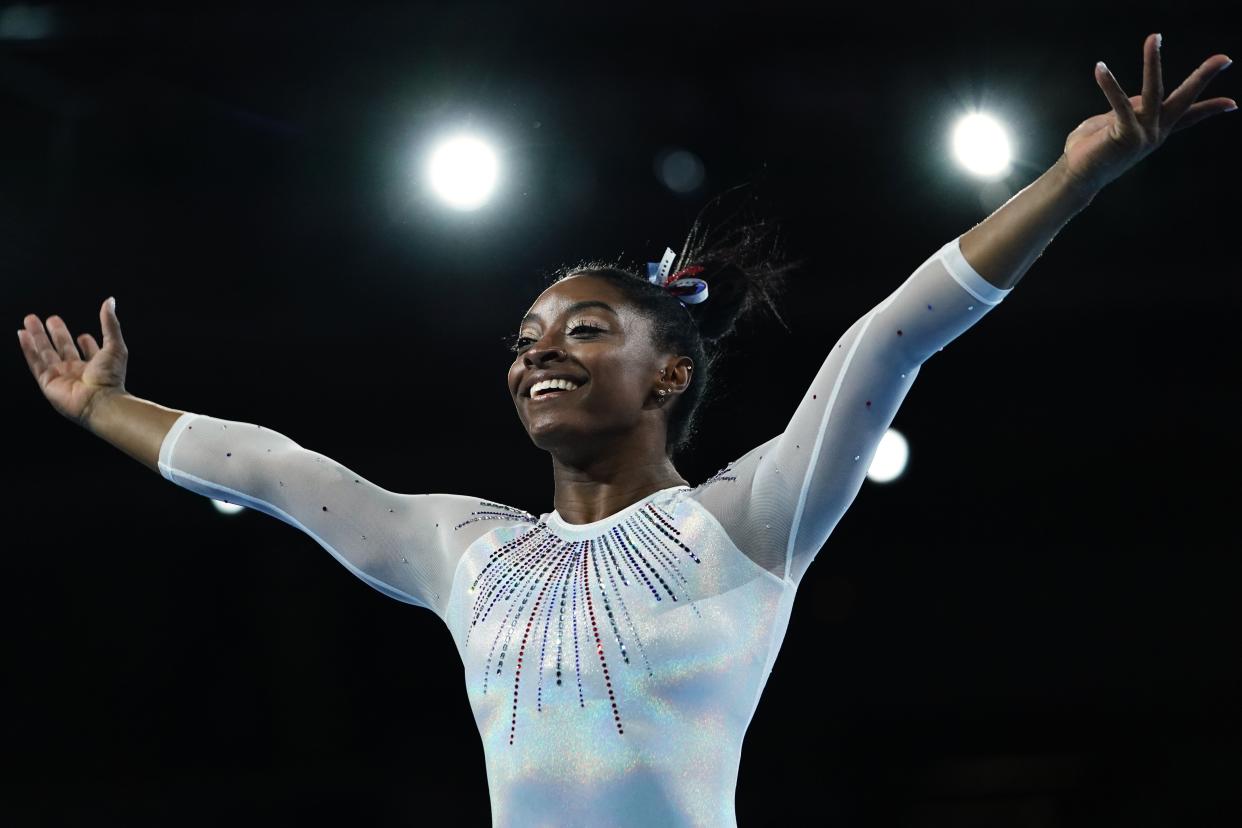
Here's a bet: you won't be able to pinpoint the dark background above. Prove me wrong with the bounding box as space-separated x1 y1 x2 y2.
6 2 1240 825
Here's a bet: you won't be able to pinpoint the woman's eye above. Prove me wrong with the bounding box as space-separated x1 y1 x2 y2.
509 325 604 353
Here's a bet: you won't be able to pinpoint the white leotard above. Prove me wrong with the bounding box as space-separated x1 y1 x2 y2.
158 234 1010 826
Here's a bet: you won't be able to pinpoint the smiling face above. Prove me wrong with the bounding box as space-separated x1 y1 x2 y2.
507 273 672 457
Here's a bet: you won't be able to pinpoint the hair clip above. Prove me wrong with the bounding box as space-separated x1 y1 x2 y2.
647 247 710 305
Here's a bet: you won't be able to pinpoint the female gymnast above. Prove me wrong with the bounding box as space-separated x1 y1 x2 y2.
18 34 1234 826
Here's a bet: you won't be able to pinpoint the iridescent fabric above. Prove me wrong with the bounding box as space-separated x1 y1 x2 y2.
158 235 1010 825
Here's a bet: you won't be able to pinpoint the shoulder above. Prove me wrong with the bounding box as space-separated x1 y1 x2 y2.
441 494 539 529
399 493 539 526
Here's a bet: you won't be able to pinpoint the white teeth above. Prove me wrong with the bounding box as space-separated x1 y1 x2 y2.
530 378 580 396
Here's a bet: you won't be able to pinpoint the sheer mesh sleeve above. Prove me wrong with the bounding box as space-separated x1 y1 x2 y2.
157 413 535 621
691 235 1013 586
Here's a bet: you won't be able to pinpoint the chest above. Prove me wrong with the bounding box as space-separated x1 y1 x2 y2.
446 501 788 746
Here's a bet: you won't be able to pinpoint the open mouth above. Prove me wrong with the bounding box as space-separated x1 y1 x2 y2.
528 380 587 401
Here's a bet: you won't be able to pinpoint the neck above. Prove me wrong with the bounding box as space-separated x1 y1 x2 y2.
549 438 689 525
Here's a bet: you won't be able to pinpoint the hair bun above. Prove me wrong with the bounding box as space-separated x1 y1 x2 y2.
675 188 797 347
686 261 748 342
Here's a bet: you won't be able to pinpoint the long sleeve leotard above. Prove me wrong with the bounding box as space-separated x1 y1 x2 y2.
157 235 1011 826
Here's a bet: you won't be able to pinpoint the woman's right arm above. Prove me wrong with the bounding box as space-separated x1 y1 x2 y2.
19 298 537 620
155 411 537 618
19 296 181 474
82 391 184 474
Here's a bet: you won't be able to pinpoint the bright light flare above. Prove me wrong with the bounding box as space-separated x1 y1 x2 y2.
865 428 910 484
951 113 1013 178
427 135 499 210
212 499 245 515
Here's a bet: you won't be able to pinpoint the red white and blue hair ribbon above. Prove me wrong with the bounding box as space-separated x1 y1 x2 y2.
647 247 709 305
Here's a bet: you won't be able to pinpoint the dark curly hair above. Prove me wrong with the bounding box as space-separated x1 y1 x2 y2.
546 190 798 458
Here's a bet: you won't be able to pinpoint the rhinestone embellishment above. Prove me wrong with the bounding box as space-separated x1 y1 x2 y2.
463 498 705 745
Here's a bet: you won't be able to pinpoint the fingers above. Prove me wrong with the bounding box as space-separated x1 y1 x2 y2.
1162 55 1233 127
45 315 83 362
100 296 127 353
1142 33 1163 128
1095 62 1141 136
19 300 122 373
1169 97 1240 134
16 326 47 382
79 333 100 360
22 313 61 368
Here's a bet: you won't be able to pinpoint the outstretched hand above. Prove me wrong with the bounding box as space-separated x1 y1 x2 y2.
1059 33 1235 195
18 297 130 427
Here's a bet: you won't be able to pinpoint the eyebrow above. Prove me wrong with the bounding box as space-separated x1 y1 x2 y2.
520 300 619 326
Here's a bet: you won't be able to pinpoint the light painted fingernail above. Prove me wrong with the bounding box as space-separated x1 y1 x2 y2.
1156 33 1162 50
1097 61 1108 73
1226 104 1239 112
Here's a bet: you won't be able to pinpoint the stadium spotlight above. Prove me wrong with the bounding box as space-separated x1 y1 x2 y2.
865 428 910 484
427 134 499 210
951 112 1013 179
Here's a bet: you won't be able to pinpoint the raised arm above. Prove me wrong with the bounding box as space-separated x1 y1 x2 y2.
691 235 1014 585
19 298 536 621
690 34 1233 586
85 391 185 473
157 412 536 618
19 297 183 473
961 34 1232 291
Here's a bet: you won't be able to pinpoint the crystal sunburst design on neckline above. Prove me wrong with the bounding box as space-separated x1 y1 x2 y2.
454 500 538 530
702 461 738 485
461 495 707 746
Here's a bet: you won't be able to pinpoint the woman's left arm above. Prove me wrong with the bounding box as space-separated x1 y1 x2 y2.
960 33 1234 291
691 34 1233 586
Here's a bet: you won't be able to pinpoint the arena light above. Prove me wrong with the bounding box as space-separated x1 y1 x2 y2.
654 147 705 194
0 4 56 39
427 134 499 210
951 112 1013 178
865 428 909 484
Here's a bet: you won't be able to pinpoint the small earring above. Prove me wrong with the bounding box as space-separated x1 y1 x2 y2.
656 388 667 399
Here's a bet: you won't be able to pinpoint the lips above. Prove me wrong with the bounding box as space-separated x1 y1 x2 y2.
529 384 584 401
527 381 589 403
520 373 589 399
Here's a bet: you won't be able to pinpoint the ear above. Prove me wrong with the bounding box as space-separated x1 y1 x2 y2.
661 356 695 394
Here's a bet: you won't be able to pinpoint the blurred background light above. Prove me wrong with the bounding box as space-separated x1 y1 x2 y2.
0 4 55 40
654 146 705 194
212 499 246 515
866 427 909 484
951 112 1012 179
427 134 499 210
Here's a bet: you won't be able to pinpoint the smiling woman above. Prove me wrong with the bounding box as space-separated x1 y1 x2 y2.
16 30 1235 827
515 211 795 467
504 212 794 517
118 216 1008 825
12 193 1014 825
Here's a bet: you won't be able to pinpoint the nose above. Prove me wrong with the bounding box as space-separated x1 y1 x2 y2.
523 341 567 369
